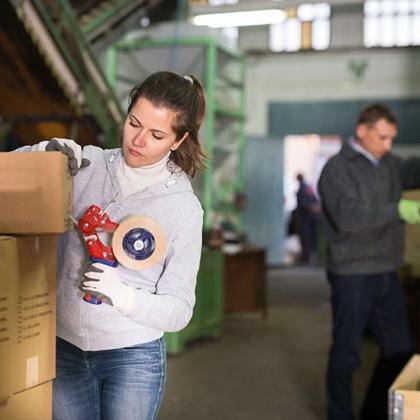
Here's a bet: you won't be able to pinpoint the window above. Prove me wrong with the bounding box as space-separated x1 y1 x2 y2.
221 27 239 44
364 0 420 47
208 0 239 5
269 3 331 52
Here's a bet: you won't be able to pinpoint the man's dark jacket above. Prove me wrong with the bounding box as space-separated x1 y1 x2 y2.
318 141 420 274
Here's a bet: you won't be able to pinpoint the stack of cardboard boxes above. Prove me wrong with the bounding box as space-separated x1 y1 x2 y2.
388 189 420 418
402 189 420 277
0 152 72 419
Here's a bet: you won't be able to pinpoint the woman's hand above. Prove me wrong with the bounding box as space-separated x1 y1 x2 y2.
45 138 90 176
81 263 136 313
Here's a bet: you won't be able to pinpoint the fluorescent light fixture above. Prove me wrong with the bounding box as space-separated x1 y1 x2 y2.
192 9 286 28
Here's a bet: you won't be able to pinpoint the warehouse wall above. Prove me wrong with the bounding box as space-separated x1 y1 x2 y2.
240 1 420 136
245 48 420 137
269 99 420 144
245 136 284 265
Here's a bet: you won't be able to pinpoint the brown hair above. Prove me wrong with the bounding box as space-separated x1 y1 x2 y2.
357 103 397 128
127 71 207 177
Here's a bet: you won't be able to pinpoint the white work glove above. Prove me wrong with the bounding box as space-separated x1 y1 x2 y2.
82 263 136 313
34 138 90 176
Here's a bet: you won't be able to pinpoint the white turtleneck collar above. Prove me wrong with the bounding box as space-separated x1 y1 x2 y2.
117 152 172 199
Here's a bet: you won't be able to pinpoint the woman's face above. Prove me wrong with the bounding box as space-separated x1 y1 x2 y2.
122 97 186 168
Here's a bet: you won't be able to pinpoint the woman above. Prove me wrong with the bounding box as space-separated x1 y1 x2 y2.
24 71 206 420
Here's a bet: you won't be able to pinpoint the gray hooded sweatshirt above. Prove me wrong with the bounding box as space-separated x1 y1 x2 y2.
21 145 203 351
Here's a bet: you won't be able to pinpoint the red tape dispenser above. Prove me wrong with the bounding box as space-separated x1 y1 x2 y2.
77 205 167 306
78 205 119 305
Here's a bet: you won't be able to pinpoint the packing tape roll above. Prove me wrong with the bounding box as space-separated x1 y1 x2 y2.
112 216 166 271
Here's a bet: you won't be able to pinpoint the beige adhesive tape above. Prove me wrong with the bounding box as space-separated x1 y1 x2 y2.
26 355 39 388
112 216 166 271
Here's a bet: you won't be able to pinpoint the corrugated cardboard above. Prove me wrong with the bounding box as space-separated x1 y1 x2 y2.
389 355 420 420
0 235 56 395
402 190 420 276
0 381 52 420
0 152 72 234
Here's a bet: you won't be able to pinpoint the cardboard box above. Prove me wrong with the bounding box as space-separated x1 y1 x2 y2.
0 152 72 234
0 235 56 395
402 190 420 277
0 381 52 420
389 355 420 420
0 237 17 401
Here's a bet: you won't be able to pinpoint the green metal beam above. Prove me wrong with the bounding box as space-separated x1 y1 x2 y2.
106 45 118 88
215 106 245 121
81 0 146 37
115 36 243 60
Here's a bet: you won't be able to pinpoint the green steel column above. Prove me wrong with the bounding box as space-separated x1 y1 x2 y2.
203 41 217 230
82 0 142 37
237 56 246 192
106 46 118 88
235 56 247 231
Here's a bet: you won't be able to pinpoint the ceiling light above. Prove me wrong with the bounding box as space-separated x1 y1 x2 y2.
192 9 286 28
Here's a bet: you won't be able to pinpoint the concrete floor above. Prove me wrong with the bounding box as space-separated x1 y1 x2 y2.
159 266 377 420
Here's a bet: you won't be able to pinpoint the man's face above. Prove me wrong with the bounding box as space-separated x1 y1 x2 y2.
356 118 397 160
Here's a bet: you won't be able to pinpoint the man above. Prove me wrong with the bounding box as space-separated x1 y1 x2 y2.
295 173 320 263
318 104 420 420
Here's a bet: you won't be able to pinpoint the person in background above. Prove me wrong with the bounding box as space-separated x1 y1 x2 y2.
295 173 321 263
318 103 420 420
18 71 206 420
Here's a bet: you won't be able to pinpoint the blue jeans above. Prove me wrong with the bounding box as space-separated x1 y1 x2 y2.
53 337 166 420
326 271 411 420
